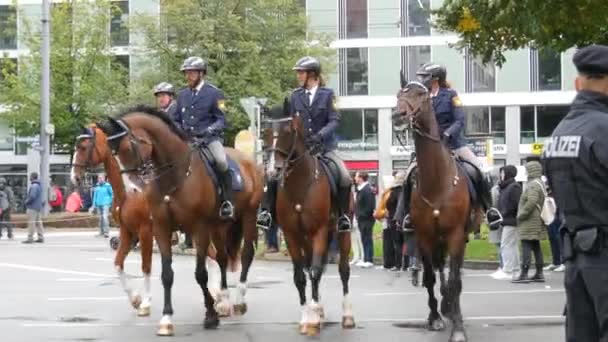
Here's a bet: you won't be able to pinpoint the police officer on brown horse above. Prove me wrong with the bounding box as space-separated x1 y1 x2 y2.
154 82 178 120
257 56 352 231
174 56 235 220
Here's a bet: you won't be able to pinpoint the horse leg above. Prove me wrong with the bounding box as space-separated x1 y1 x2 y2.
136 222 153 317
155 224 175 336
447 231 467 342
283 231 308 334
234 212 257 316
210 228 232 318
306 228 328 336
422 254 445 331
114 228 140 311
195 228 220 329
338 227 355 329
437 252 450 319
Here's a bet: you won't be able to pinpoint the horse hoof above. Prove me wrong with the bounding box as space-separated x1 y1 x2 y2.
299 323 307 335
131 294 142 309
428 318 446 331
215 301 232 317
203 315 220 330
305 322 321 336
137 305 151 317
156 323 174 336
313 305 325 320
450 330 467 342
342 316 356 329
233 303 248 316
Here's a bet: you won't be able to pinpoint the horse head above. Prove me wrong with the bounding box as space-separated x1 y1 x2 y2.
70 124 108 185
393 80 435 138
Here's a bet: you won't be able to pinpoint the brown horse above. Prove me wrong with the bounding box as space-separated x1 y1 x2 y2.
70 124 155 317
262 113 355 336
99 106 263 336
393 81 481 342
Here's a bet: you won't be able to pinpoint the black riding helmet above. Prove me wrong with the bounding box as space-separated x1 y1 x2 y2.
292 56 321 75
416 63 447 89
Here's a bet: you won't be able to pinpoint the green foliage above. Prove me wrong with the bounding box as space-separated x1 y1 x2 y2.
131 0 334 146
433 0 608 66
0 1 130 150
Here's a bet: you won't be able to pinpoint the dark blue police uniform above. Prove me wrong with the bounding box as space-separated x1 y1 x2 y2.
175 82 226 144
289 87 339 151
164 100 178 122
433 87 466 150
542 44 608 342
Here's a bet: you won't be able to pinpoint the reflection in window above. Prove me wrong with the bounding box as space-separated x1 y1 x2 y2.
346 0 367 39
537 105 568 140
520 106 535 143
337 109 363 143
110 1 129 47
407 0 430 36
336 109 378 150
364 109 378 144
406 45 431 81
490 107 505 144
346 48 368 95
0 5 17 49
464 107 490 136
538 48 561 91
472 60 495 92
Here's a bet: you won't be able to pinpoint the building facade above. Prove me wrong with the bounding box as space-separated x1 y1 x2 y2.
306 0 577 190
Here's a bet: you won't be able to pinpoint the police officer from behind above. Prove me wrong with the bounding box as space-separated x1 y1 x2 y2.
258 56 352 231
396 63 493 228
153 82 178 120
175 56 234 220
542 44 608 342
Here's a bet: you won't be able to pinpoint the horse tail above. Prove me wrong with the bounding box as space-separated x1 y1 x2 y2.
226 221 244 272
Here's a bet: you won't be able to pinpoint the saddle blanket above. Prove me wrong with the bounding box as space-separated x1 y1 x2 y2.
199 148 244 192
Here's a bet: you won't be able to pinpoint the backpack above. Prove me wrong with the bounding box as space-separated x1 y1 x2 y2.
533 179 556 226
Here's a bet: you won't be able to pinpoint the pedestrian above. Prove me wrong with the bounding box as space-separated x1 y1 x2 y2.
65 189 83 213
495 165 522 280
542 44 608 342
488 168 504 277
91 174 113 238
374 182 393 269
386 171 406 271
0 177 13 239
543 188 565 272
354 171 375 268
265 221 279 253
48 181 63 213
22 172 44 244
512 160 546 283
349 175 364 266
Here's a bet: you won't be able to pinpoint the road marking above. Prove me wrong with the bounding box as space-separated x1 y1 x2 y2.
6 231 99 238
48 297 125 301
21 314 564 328
90 257 139 264
365 289 564 296
0 262 114 278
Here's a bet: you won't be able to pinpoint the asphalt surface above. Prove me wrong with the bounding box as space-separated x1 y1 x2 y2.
0 230 566 342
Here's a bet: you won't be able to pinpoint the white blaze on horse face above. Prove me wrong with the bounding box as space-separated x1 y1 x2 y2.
70 150 80 185
115 157 142 192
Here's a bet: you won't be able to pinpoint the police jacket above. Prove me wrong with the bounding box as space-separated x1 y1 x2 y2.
290 87 339 150
542 90 608 232
433 87 466 149
164 100 178 122
175 82 226 143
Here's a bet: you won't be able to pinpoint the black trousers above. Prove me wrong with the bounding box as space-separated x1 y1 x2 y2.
382 228 395 268
565 246 608 342
521 239 543 267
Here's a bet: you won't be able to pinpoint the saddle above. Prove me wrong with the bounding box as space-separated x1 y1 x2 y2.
455 158 491 210
197 145 244 194
317 155 342 200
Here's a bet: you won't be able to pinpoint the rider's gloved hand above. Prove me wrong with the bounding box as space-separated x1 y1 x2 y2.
442 132 451 143
310 133 323 145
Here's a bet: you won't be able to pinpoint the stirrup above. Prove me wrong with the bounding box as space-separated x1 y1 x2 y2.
337 215 352 233
256 211 272 230
219 201 235 219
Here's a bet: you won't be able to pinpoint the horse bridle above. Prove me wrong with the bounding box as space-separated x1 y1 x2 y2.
396 81 441 144
71 127 100 170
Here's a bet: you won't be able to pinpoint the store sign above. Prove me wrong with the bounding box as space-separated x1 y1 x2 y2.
337 141 378 151
390 145 414 156
493 144 507 154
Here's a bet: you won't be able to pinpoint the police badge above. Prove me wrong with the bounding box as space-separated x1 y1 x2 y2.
218 99 226 111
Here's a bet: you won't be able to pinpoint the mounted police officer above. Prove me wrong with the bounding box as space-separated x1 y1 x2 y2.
153 82 178 120
542 44 608 342
174 56 235 220
257 56 352 231
395 62 493 228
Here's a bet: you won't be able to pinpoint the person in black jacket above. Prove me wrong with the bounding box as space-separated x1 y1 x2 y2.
493 165 522 280
386 171 406 271
355 171 376 267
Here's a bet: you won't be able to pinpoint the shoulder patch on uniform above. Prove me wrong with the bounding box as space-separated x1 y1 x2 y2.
217 99 226 111
543 135 581 158
452 96 463 107
332 95 339 111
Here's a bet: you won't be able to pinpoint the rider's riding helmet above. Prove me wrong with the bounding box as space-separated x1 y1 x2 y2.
416 62 447 89
180 56 207 73
153 82 175 96
292 56 321 75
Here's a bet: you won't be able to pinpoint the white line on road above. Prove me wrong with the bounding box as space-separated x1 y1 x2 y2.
21 314 564 328
48 297 125 301
366 289 564 296
0 262 114 278
6 231 99 238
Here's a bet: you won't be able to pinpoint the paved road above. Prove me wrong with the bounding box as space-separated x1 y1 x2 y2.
0 230 566 341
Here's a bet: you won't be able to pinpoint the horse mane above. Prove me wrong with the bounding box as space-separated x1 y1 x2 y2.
115 105 191 142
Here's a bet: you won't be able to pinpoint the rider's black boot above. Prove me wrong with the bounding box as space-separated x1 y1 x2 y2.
219 170 235 220
337 186 352 232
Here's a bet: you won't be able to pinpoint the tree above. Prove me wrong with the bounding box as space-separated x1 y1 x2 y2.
131 0 334 147
0 1 130 150
433 0 608 66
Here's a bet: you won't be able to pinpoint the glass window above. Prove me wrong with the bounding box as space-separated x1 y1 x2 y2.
493 159 506 167
472 60 496 92
346 0 367 39
520 106 535 143
0 58 17 81
0 5 17 49
407 0 430 36
393 126 413 146
364 109 378 145
336 109 363 144
464 106 490 136
112 55 130 87
407 45 431 81
537 105 568 140
538 48 561 91
110 1 129 47
490 106 505 144
0 123 13 151
346 48 368 95
336 109 378 150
